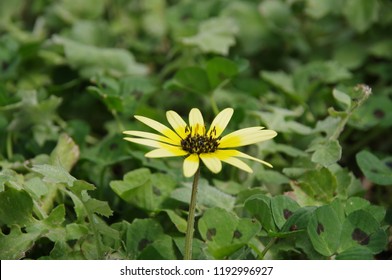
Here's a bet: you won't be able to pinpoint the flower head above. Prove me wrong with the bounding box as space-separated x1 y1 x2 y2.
123 108 277 177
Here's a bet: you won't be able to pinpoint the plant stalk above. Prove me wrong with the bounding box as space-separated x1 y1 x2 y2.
184 166 200 260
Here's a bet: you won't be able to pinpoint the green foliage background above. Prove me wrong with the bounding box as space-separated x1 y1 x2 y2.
1 0 391 260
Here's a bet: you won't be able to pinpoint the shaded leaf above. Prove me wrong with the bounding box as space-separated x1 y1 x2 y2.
181 17 238 55
356 150 392 185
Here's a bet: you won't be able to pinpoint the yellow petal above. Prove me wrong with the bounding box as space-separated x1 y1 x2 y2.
123 137 163 148
200 153 222 174
183 154 199 177
145 148 188 158
135 115 182 143
219 127 277 148
221 157 253 173
123 130 178 145
189 108 205 136
207 108 233 138
166 110 188 139
215 149 273 168
234 150 273 168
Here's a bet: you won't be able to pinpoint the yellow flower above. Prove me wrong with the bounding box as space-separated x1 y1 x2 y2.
123 108 277 177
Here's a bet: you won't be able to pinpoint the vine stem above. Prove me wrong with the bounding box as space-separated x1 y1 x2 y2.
184 166 200 260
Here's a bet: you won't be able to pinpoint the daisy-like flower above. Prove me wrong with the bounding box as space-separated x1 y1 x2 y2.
123 108 277 177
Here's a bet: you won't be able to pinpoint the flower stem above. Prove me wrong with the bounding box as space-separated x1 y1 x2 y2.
184 166 200 260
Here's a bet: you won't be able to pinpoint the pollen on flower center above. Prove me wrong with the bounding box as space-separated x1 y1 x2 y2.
181 126 220 154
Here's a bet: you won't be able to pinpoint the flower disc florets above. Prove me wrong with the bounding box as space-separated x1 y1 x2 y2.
181 126 220 154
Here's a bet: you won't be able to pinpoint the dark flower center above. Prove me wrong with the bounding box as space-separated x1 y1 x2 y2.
180 126 220 154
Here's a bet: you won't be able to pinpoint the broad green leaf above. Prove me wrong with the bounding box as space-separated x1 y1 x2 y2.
53 36 148 77
163 209 187 234
171 179 235 211
336 246 374 260
356 150 392 185
50 133 80 171
350 94 392 129
305 0 343 19
333 43 367 69
244 194 275 232
124 219 165 259
138 235 176 260
32 164 76 187
307 204 343 256
110 168 176 211
0 225 40 259
369 40 392 59
0 187 33 225
181 17 238 55
66 223 89 240
343 0 379 32
299 168 337 203
206 57 238 89
339 210 387 254
24 177 49 199
261 70 296 96
332 89 352 109
270 195 300 229
259 0 292 28
310 139 342 167
198 207 260 259
281 206 316 232
84 198 113 218
168 67 210 94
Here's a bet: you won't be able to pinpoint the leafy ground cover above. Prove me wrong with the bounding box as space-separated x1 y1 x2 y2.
0 0 391 260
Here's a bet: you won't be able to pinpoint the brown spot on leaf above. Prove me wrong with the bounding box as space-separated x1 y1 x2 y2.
233 230 242 239
290 224 298 231
283 209 293 220
138 238 152 251
317 223 324 235
352 228 370 245
152 186 161 196
206 228 216 241
373 109 385 119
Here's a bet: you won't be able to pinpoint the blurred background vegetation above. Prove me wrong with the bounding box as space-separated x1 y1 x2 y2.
0 0 391 259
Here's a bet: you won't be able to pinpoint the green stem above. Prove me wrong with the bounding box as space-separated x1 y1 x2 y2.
210 95 219 115
6 132 13 159
184 167 200 260
330 84 371 141
258 237 278 260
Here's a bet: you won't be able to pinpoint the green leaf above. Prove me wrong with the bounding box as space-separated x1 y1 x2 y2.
259 0 292 28
206 57 238 89
336 246 374 260
261 70 296 96
124 219 167 259
305 0 343 19
270 195 300 229
53 36 148 77
310 139 342 167
244 194 276 232
171 179 235 211
356 150 392 185
50 133 80 171
163 209 187 234
299 168 338 203
307 204 343 256
110 168 176 211
181 17 238 55
332 88 352 110
0 187 33 225
343 0 379 32
0 225 41 259
198 207 260 259
32 164 76 187
339 210 387 254
168 67 211 94
84 198 113 218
